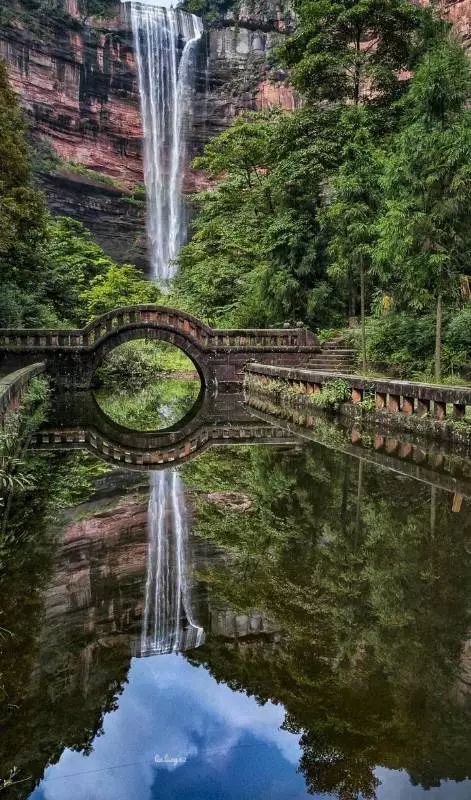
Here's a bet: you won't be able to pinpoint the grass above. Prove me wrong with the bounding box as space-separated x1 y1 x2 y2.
61 161 127 190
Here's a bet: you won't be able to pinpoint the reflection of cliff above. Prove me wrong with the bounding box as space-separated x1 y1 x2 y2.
40 493 149 683
0 486 149 799
0 0 295 265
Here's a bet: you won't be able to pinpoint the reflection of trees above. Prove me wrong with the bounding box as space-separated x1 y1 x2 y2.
184 444 471 798
0 453 137 799
96 377 200 430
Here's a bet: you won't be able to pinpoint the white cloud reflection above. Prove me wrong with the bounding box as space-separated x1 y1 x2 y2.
33 653 302 800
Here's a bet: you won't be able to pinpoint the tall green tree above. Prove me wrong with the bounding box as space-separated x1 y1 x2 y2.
175 109 344 328
322 109 382 370
280 0 432 108
174 116 274 326
375 39 471 380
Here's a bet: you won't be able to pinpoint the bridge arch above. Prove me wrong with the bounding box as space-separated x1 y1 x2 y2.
87 325 209 388
80 306 215 388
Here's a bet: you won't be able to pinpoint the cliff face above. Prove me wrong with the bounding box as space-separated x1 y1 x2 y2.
2 0 465 268
420 0 471 42
0 0 295 267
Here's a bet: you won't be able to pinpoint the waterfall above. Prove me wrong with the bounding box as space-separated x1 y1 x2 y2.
138 470 205 656
124 0 203 283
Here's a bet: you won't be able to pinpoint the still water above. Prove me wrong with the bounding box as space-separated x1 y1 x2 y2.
2 392 471 799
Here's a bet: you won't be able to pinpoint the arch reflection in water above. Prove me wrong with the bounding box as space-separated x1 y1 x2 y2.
138 469 204 657
93 340 203 432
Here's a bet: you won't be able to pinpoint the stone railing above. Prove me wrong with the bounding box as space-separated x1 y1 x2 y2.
0 305 317 351
245 364 471 422
0 363 45 423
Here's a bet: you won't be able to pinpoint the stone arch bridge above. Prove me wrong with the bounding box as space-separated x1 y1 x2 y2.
0 305 320 390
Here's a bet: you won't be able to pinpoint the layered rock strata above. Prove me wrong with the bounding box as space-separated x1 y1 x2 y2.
0 0 296 266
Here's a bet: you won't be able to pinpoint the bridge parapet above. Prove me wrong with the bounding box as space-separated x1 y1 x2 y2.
0 363 45 423
0 305 317 351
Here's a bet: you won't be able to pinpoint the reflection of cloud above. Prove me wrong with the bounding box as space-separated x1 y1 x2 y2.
375 768 471 800
32 654 302 800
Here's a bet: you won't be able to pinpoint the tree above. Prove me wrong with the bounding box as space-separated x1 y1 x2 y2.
0 58 47 320
174 109 345 328
80 262 162 320
174 115 279 326
322 109 382 370
375 39 471 380
41 217 118 325
280 0 432 108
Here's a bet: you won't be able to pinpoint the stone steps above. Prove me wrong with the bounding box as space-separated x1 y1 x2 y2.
311 336 357 373
321 345 355 352
306 348 357 373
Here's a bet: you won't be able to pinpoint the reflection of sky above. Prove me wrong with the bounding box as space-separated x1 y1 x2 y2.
375 769 471 800
29 655 471 800
29 654 307 800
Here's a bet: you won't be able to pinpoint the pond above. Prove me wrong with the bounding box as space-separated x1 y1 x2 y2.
1 390 471 800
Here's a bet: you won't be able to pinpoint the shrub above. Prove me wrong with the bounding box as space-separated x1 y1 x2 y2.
311 379 350 409
446 307 471 358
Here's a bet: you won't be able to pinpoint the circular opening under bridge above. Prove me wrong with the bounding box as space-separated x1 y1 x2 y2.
93 339 203 432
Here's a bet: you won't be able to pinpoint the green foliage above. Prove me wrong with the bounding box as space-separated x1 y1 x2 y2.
376 42 471 300
322 107 382 367
95 341 200 430
172 6 471 377
317 328 342 344
95 340 197 391
0 211 158 328
280 0 434 106
95 378 201 430
365 312 436 375
0 59 47 322
63 161 125 189
80 263 162 321
180 0 234 22
44 453 111 511
41 217 119 325
120 183 146 209
375 40 471 378
0 375 50 507
446 306 471 357
174 108 345 327
310 378 351 408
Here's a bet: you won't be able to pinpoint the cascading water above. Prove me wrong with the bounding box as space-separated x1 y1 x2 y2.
138 470 205 656
123 0 203 283
123 1 205 655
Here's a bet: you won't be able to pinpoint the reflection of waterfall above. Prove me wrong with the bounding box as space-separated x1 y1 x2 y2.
125 0 203 282
138 470 204 656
